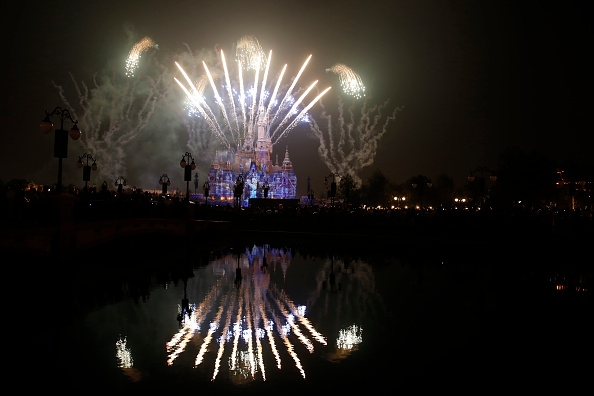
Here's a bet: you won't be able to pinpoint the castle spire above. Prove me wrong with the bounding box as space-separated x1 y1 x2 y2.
282 145 292 170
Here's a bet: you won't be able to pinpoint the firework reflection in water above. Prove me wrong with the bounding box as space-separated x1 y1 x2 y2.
165 245 328 382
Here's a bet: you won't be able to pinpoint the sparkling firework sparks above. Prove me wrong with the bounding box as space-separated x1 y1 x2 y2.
53 37 169 183
308 95 403 186
174 36 331 152
235 35 267 71
326 64 365 99
126 36 158 77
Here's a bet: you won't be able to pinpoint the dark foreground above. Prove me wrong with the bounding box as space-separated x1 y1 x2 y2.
10 219 592 393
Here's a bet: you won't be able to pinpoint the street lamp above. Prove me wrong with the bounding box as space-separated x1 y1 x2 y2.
76 153 98 192
203 180 210 205
262 178 270 199
393 195 406 209
233 174 245 208
159 174 171 195
322 256 354 293
179 152 196 201
324 173 341 207
412 180 432 210
40 107 82 193
468 166 497 209
115 176 127 196
234 250 243 289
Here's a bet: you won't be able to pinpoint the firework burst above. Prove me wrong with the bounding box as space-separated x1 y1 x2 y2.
308 95 403 187
326 63 365 99
234 35 267 71
125 36 158 77
174 36 331 153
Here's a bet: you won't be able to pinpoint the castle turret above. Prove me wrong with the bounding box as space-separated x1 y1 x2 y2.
282 145 293 171
209 100 297 205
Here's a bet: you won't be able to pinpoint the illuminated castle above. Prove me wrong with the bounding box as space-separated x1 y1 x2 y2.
206 104 297 206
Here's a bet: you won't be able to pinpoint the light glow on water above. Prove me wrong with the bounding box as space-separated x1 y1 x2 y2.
115 335 133 368
337 324 363 350
163 248 330 381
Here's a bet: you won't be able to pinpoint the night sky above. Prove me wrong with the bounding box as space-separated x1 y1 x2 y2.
2 0 592 196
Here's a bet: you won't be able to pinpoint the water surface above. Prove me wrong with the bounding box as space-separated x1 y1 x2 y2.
25 234 591 392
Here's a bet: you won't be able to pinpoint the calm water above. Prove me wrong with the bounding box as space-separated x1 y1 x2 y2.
24 233 591 392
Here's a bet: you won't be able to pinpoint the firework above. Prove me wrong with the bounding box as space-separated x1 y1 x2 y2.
54 41 169 183
175 36 331 152
326 63 365 99
125 36 158 77
308 95 403 186
235 35 267 71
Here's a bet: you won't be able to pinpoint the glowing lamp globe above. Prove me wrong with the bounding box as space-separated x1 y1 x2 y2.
40 115 53 134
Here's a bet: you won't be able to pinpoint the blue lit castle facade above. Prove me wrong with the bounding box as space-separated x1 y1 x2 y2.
206 105 297 207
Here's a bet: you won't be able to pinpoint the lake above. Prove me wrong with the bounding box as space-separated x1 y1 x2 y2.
21 230 591 393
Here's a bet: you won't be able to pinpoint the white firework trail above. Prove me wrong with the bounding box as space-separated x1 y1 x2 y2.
308 95 403 187
268 54 312 138
175 63 226 144
326 63 365 99
53 49 170 184
174 36 331 153
221 50 241 140
185 115 219 163
126 36 157 78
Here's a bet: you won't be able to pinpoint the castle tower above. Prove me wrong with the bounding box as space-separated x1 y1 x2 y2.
207 103 297 204
255 105 273 173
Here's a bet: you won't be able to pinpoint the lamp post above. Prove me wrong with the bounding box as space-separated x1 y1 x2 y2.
412 180 432 210
115 176 127 196
393 195 406 209
234 250 243 289
159 174 171 195
322 256 354 293
203 180 210 205
179 152 196 201
262 179 270 199
324 173 341 207
40 107 82 193
234 174 244 208
76 153 98 192
468 167 497 209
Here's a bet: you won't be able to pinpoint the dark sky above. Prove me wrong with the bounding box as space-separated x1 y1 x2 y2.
2 0 592 196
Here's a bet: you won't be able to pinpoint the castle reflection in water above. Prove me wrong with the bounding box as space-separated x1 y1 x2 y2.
109 243 381 387
42 235 590 392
